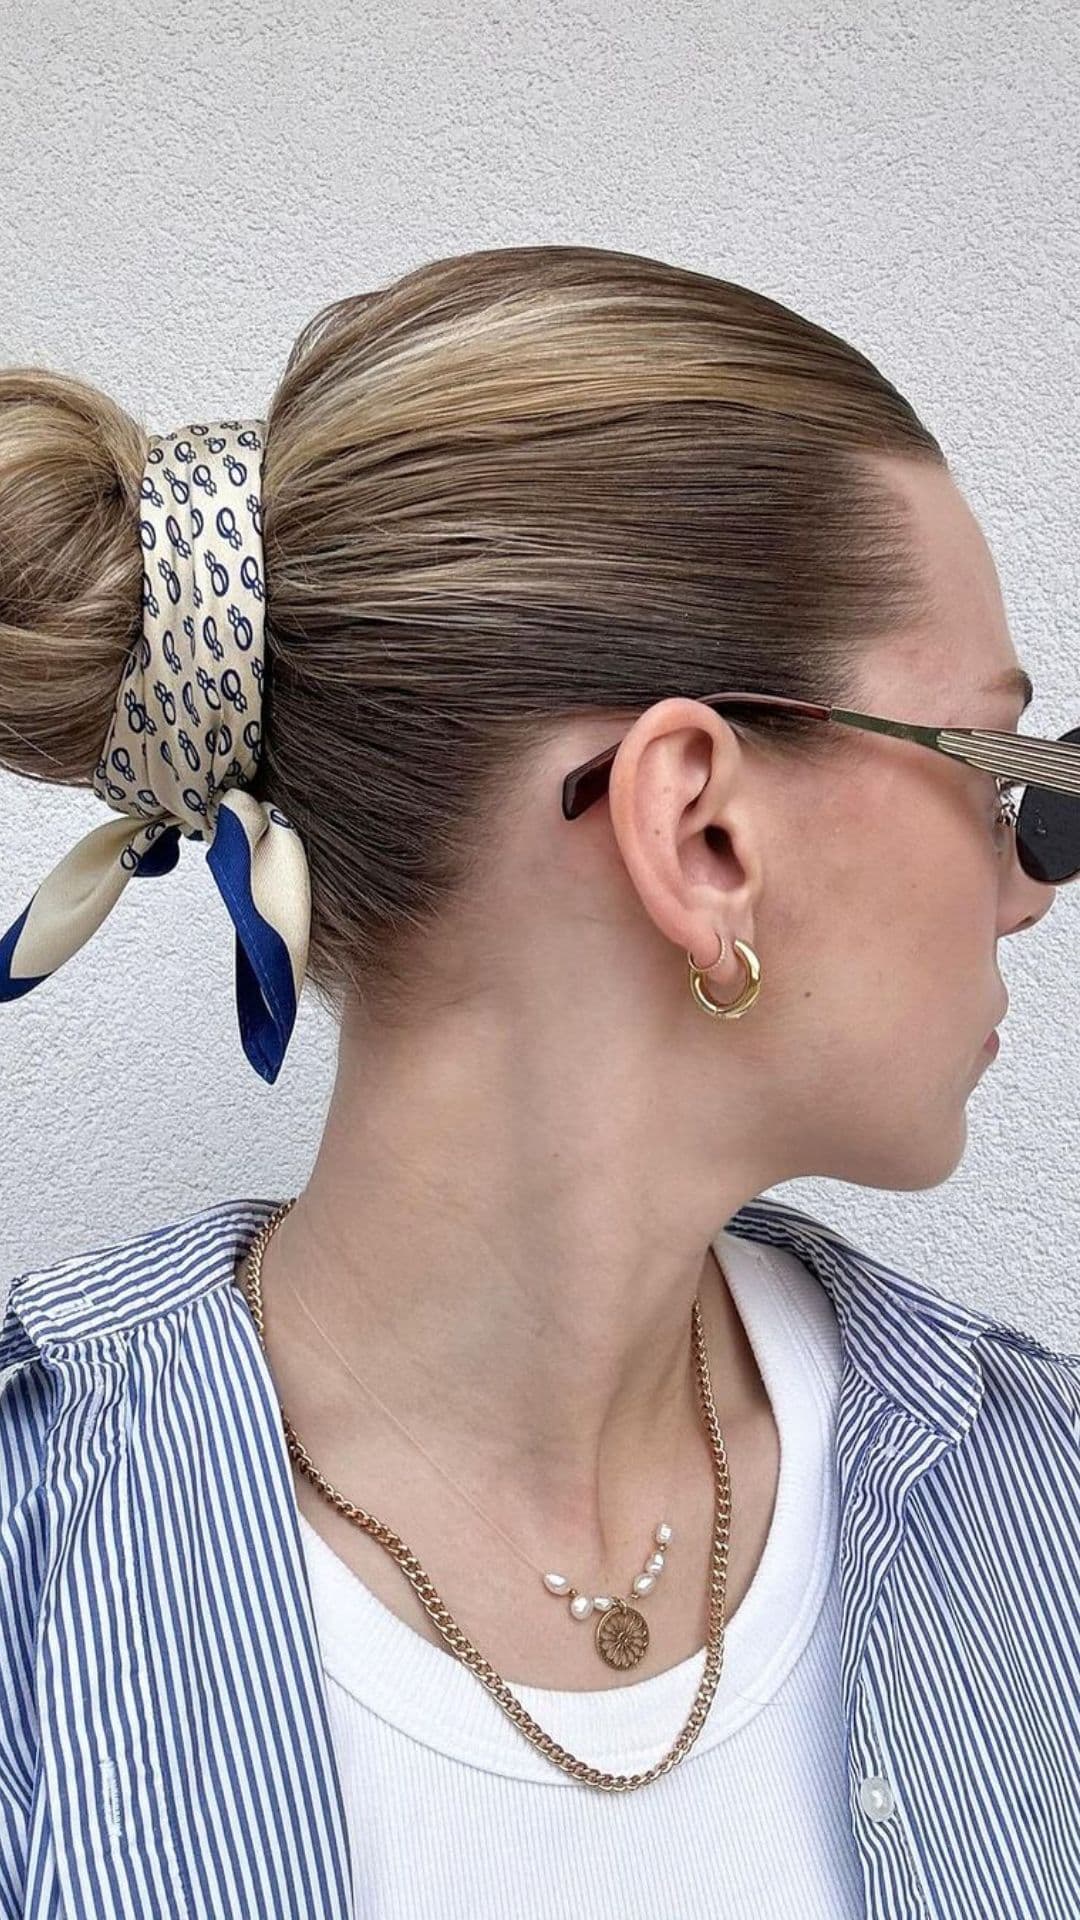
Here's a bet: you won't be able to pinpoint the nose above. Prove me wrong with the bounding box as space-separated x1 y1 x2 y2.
1004 865 1056 934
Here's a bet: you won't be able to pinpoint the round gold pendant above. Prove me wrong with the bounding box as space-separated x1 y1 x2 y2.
595 1598 650 1670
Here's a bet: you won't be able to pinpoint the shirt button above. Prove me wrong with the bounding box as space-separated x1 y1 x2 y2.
859 1775 896 1822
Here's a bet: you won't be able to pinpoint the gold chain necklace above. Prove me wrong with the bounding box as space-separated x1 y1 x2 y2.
239 1195 733 1793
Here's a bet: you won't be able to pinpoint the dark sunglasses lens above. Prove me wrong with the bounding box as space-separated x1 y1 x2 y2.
1015 726 1080 883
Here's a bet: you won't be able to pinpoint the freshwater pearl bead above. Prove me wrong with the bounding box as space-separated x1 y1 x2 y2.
655 1522 673 1545
633 1572 656 1595
569 1593 594 1620
645 1552 665 1575
593 1595 615 1610
543 1572 570 1594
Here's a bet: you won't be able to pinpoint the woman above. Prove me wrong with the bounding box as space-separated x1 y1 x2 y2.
0 245 1077 1920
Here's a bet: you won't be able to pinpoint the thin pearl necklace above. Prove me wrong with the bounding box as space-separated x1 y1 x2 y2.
252 1205 709 1668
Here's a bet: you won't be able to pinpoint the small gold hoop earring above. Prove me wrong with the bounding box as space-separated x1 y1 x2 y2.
686 934 762 1020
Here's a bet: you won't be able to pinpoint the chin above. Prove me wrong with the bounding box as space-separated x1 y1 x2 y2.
897 1113 971 1192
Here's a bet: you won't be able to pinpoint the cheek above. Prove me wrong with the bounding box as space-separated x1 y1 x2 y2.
805 791 994 1027
770 764 998 1025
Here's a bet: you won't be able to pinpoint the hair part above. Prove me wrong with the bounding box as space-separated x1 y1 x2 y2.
0 244 946 1028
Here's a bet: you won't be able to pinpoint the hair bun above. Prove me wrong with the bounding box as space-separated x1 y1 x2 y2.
0 366 147 793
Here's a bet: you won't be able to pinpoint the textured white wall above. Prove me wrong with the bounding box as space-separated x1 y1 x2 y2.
2 2 1078 1350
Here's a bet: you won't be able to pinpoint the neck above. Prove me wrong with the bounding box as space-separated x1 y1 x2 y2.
248 1007 774 1567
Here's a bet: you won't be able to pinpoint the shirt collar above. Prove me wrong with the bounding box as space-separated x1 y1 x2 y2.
726 1197 991 1447
4 1192 997 1451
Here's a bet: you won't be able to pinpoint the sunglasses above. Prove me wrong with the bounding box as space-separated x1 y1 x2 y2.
561 691 1080 888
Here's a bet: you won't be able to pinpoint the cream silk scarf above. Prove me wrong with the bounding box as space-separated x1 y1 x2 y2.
0 420 311 1083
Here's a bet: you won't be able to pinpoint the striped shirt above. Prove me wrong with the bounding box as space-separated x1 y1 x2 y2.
1 1192 1078 1919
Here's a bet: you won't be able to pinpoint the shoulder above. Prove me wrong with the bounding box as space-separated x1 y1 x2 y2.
0 1192 280 1569
0 1194 278 1615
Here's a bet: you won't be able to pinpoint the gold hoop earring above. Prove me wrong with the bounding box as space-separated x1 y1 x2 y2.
686 934 762 1020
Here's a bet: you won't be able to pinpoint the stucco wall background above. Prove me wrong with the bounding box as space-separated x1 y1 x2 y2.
2 1 1078 1351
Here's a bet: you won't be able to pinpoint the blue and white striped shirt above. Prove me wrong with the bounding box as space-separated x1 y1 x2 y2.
1 1192 1078 1918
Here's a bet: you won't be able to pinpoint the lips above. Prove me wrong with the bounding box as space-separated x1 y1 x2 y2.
983 1003 1008 1050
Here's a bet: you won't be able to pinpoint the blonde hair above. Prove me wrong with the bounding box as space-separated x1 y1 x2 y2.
0 243 945 1026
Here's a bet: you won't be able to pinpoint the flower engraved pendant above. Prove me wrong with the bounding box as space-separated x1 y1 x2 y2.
595 1596 650 1670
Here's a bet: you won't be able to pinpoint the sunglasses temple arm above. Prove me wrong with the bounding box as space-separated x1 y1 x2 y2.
829 709 944 750
832 711 1080 798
